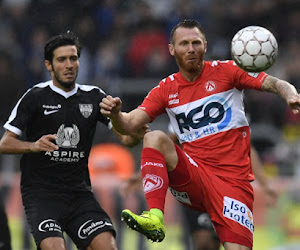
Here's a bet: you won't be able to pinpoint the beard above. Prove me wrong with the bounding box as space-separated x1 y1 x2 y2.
53 70 77 90
174 51 203 74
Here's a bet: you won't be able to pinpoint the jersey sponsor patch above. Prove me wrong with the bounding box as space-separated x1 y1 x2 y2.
143 174 163 194
44 109 59 115
169 188 191 205
223 196 254 233
142 161 164 168
167 89 249 144
43 104 61 115
56 124 80 148
78 219 112 239
38 219 62 233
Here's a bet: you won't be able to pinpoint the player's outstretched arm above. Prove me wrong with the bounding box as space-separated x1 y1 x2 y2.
261 75 300 114
113 124 151 147
251 145 278 206
0 131 58 154
100 95 151 135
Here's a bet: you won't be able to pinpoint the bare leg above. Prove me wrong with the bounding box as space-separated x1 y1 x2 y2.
143 130 178 172
40 237 66 250
86 232 118 250
224 242 251 250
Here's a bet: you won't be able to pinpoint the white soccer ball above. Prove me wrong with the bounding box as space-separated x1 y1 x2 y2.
231 26 278 72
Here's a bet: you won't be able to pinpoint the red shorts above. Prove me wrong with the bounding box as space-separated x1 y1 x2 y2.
168 144 254 249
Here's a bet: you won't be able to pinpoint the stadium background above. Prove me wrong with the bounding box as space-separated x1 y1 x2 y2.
0 0 300 249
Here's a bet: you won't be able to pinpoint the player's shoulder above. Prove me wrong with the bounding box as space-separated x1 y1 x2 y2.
158 73 179 86
206 60 236 68
77 83 107 96
31 80 51 90
24 81 52 97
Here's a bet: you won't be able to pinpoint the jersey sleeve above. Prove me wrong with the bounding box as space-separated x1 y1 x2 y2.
4 89 36 136
226 60 268 90
96 88 111 127
138 82 167 121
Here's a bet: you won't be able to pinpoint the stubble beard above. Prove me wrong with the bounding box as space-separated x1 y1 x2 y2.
53 70 77 90
175 53 202 74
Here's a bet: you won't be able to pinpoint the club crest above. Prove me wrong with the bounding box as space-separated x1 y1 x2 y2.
79 104 93 118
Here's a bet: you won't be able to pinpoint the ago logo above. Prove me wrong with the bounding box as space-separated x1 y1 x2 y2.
174 96 232 142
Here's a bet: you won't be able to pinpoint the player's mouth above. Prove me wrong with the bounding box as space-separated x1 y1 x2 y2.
186 58 197 63
186 55 197 61
64 72 75 78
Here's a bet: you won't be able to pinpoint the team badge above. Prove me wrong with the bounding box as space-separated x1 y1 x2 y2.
143 174 163 194
205 81 216 92
79 104 93 118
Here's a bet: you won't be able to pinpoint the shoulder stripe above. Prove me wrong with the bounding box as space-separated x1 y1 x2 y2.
33 81 52 89
78 84 107 95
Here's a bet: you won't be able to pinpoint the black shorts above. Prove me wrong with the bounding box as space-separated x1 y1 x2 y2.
181 205 217 235
22 189 116 249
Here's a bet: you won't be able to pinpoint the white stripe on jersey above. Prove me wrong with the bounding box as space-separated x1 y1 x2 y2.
3 80 106 135
166 88 249 144
4 87 32 136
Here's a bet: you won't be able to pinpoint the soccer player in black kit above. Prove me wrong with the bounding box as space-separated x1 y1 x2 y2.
0 31 145 250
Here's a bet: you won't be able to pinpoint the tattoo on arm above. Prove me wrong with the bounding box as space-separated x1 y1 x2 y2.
261 75 297 100
261 75 279 94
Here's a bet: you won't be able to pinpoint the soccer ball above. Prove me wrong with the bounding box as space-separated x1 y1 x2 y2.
231 26 278 72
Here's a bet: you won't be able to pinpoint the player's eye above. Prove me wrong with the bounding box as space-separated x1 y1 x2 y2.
193 40 202 45
70 56 78 61
57 57 65 62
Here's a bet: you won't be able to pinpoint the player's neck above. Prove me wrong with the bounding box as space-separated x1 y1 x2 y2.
180 62 204 82
180 69 202 82
53 80 75 92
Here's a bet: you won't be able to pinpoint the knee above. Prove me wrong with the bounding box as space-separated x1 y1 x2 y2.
143 130 170 149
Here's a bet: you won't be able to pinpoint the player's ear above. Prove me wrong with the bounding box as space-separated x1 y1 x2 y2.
168 43 175 56
45 60 53 71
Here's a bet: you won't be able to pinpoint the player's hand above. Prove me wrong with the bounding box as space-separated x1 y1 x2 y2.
131 124 151 140
31 134 59 152
262 185 278 207
100 95 122 118
121 124 150 147
119 172 143 197
287 94 300 114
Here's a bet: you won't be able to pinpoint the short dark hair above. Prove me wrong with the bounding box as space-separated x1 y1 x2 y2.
44 31 82 62
170 19 206 44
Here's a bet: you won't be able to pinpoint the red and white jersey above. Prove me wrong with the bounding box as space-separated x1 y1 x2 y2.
139 60 268 181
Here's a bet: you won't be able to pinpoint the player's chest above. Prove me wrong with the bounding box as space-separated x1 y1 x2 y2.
35 97 98 127
168 78 232 108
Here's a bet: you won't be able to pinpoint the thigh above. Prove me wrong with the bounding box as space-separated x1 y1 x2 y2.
168 152 254 248
66 191 116 249
22 192 65 247
207 177 254 249
168 145 205 210
87 231 117 250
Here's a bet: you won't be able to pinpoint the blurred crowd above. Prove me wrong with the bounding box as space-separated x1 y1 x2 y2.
1 0 300 176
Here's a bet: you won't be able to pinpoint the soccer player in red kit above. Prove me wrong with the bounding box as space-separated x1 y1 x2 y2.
100 19 300 250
